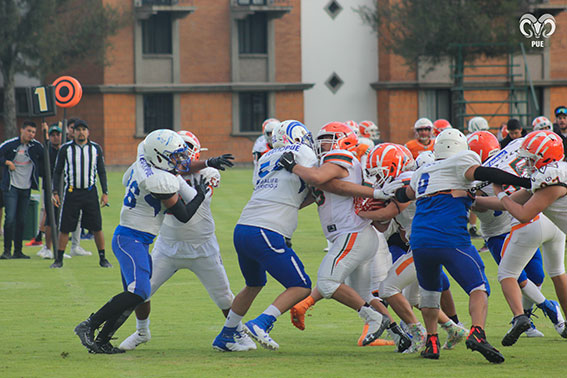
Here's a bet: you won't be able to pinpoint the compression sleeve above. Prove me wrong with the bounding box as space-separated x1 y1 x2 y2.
473 166 531 189
166 193 205 223
394 187 412 203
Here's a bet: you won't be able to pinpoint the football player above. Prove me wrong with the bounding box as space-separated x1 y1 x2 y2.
432 119 452 137
119 131 254 351
212 120 317 352
475 130 567 341
469 131 562 343
279 122 411 352
405 118 435 159
74 129 234 354
390 128 533 362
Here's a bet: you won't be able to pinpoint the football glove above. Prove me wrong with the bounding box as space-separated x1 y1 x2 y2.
278 151 297 172
205 154 235 171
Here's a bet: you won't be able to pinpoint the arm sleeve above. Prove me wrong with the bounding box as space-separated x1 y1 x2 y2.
176 175 197 202
166 193 205 223
52 146 66 192
394 187 412 203
473 166 531 189
96 145 108 194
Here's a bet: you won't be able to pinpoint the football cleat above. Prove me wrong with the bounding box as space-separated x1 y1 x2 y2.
357 323 395 347
524 321 544 337
25 239 43 246
94 341 125 354
466 326 505 363
358 305 390 346
99 258 113 268
290 296 314 331
37 246 53 259
74 315 99 353
404 323 426 353
119 329 151 351
442 322 468 350
421 334 440 360
244 314 279 350
502 314 531 346
234 328 257 351
537 299 565 326
212 326 250 352
70 246 92 256
387 322 412 353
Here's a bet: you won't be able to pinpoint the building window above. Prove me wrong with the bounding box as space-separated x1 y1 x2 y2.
0 88 31 116
423 89 451 121
324 0 343 19
239 92 267 132
142 13 172 54
143 93 173 133
238 13 267 54
325 72 344 94
237 0 268 5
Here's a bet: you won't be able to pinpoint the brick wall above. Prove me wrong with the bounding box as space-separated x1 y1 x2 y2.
102 94 137 165
275 0 301 83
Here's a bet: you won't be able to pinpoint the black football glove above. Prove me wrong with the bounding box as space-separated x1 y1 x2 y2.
193 176 210 197
206 154 235 171
278 151 297 172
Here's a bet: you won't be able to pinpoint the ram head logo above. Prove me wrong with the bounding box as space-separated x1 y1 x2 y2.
520 13 556 39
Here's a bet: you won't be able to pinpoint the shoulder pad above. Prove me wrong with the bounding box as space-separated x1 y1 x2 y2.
531 162 567 191
145 170 180 194
322 149 355 168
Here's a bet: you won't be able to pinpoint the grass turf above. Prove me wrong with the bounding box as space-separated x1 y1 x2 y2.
1 168 566 377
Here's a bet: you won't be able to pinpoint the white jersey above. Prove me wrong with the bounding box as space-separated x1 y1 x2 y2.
410 150 480 198
252 135 270 156
392 171 416 238
316 149 371 242
531 161 567 234
119 144 180 236
473 139 527 237
238 144 318 238
159 170 218 251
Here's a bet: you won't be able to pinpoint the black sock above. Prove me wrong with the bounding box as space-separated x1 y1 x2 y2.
35 231 43 242
56 250 65 262
388 322 398 329
449 314 459 324
98 249 105 259
91 291 144 328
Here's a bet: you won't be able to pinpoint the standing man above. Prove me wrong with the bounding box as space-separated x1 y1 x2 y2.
50 119 110 268
405 118 435 159
0 121 44 259
552 106 567 157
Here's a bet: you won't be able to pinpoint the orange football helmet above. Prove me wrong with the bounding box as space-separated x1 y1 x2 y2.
365 143 406 187
178 130 204 160
316 122 359 157
433 119 452 136
359 120 380 140
344 120 360 136
519 130 564 170
467 131 500 163
394 144 416 171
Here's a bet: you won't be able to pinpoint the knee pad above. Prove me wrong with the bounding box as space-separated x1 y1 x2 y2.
317 279 340 299
213 291 235 311
419 288 441 309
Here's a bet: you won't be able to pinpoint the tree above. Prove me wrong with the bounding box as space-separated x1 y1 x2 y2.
0 0 124 138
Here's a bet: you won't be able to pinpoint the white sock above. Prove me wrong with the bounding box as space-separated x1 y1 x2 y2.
262 304 282 319
136 317 150 331
521 280 546 306
225 310 244 328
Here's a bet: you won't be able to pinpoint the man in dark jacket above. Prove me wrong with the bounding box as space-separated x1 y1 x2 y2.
552 106 567 160
0 121 44 259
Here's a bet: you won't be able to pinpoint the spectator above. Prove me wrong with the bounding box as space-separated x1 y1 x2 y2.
50 119 111 268
500 119 524 148
0 121 44 259
552 106 567 158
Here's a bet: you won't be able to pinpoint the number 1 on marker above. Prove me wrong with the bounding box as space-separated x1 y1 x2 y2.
34 87 48 112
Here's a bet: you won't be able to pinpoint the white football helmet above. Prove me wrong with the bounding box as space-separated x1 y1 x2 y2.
468 116 489 133
143 129 191 173
272 120 314 149
532 116 552 131
434 128 468 159
262 118 280 147
199 167 221 188
414 118 434 131
415 150 436 168
178 130 206 160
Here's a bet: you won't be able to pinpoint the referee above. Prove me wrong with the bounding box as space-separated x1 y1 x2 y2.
50 119 111 268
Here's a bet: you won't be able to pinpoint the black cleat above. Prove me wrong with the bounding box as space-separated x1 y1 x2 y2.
75 315 99 353
388 323 412 353
0 252 12 259
99 258 112 268
466 326 505 363
421 334 440 359
12 252 30 259
50 260 63 269
502 314 531 346
93 341 125 354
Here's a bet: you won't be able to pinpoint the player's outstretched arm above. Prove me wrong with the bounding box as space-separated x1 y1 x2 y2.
495 184 566 224
190 154 235 173
318 179 373 198
159 177 209 222
465 165 531 188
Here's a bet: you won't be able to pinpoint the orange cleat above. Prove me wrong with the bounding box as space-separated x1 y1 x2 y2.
358 324 395 347
25 240 43 246
290 296 315 331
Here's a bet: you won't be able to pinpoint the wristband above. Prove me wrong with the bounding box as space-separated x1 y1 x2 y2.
497 192 507 200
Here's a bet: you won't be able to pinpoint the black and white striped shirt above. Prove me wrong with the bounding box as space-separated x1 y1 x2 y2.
52 140 108 194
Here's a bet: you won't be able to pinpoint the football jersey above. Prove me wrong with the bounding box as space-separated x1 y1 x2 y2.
410 150 480 249
392 171 416 238
238 143 318 238
405 139 434 159
530 161 567 234
473 138 527 237
252 135 270 156
119 144 180 237
316 149 371 242
159 170 217 250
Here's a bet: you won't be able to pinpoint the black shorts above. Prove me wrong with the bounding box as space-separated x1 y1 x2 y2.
43 192 59 228
59 188 102 233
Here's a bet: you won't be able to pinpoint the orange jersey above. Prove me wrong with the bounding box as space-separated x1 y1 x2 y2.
405 139 434 159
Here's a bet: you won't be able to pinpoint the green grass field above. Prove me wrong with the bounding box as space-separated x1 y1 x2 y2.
1 168 566 377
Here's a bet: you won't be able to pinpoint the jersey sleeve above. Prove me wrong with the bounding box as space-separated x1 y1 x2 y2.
296 145 318 168
145 170 180 194
454 150 481 181
321 150 355 169
530 162 567 192
409 168 422 192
